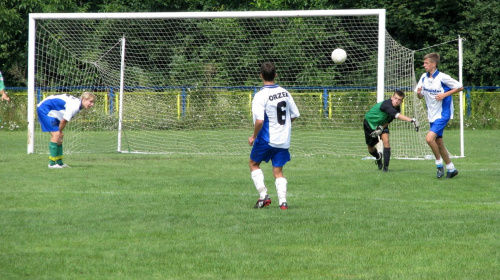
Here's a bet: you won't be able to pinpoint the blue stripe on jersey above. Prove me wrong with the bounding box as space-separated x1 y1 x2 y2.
258 112 270 143
44 98 68 111
440 81 453 119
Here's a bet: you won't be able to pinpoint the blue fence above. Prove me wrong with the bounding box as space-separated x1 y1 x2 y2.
7 85 500 118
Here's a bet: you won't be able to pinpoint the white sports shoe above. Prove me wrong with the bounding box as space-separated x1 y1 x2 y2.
58 164 69 168
48 164 63 169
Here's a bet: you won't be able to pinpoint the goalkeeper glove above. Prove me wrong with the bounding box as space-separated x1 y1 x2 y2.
411 118 420 132
370 125 384 138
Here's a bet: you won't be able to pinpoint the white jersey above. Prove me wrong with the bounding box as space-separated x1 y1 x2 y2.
252 84 300 149
37 94 82 122
414 70 462 122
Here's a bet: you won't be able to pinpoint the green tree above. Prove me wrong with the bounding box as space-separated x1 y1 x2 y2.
0 0 498 86
459 0 500 86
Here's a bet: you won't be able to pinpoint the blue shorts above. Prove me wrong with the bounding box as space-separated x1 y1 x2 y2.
37 107 60 132
250 138 291 167
430 118 449 138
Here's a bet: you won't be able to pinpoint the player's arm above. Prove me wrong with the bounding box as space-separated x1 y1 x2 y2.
395 113 420 131
289 94 300 121
248 119 264 146
416 87 424 99
57 119 69 144
436 75 463 101
436 86 464 101
414 76 424 99
395 113 413 122
59 119 69 132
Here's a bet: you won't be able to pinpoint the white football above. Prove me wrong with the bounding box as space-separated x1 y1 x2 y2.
331 48 347 64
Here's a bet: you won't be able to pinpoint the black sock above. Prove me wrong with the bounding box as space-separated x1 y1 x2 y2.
369 149 380 159
383 148 391 168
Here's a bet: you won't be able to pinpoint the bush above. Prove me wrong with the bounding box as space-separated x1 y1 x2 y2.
2 88 500 131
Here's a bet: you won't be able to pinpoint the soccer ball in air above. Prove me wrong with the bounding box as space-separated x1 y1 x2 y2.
331 48 347 64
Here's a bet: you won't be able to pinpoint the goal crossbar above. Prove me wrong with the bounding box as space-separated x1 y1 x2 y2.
28 10 386 20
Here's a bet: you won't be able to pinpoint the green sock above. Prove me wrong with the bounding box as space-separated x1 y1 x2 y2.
49 142 58 165
56 144 64 165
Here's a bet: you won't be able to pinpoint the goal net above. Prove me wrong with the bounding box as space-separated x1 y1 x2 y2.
28 10 432 158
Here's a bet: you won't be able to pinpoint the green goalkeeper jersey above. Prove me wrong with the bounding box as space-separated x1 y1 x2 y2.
364 99 400 129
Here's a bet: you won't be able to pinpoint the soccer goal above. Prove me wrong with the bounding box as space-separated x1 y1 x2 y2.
28 10 437 158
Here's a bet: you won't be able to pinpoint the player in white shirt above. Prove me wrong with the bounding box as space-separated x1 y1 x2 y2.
37 92 96 168
248 62 300 210
415 53 463 179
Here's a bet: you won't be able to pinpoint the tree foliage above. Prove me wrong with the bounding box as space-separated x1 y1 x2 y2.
0 0 498 86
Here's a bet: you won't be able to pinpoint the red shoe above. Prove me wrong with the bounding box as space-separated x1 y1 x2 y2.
254 195 271 208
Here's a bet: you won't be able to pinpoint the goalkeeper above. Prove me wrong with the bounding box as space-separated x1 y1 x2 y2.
363 90 419 172
37 92 95 168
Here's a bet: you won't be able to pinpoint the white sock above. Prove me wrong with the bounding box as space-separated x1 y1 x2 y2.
435 159 443 166
446 162 455 171
275 177 287 205
251 169 267 199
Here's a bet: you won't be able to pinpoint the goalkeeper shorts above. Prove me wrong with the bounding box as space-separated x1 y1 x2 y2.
363 119 389 147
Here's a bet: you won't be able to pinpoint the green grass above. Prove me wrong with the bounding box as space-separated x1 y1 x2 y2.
0 130 499 279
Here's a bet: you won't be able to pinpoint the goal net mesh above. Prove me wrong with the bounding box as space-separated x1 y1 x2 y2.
31 12 430 158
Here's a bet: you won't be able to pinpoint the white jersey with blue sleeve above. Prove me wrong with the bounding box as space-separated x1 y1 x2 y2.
252 85 300 149
37 94 82 121
414 70 462 122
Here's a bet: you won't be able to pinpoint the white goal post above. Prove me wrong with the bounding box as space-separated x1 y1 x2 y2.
27 10 451 158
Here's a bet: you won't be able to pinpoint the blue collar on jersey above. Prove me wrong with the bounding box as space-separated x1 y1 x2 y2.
261 84 279 90
427 69 440 78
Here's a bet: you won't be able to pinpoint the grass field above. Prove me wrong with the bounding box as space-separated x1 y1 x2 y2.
0 129 499 279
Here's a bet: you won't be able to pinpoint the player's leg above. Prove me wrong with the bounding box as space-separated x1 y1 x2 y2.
428 118 452 178
48 131 64 168
249 159 270 208
56 134 65 167
249 141 273 208
38 108 63 169
272 166 288 209
436 137 458 178
426 131 445 178
425 131 441 160
436 138 451 165
380 132 391 172
271 149 291 210
49 131 67 167
364 121 382 170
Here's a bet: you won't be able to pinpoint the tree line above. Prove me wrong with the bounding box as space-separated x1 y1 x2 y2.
1 0 498 87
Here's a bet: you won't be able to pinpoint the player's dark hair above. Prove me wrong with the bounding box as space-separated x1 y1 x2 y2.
394 90 405 99
260 62 276 82
424 53 440 66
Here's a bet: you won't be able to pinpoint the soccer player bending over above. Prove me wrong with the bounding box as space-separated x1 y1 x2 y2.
364 90 419 172
37 92 96 168
248 62 300 210
415 53 463 179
